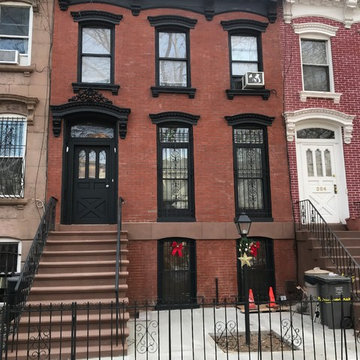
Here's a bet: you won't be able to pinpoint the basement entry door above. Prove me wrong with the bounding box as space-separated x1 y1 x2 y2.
65 122 117 224
296 127 349 223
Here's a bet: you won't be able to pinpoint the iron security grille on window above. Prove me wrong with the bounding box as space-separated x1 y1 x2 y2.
158 126 195 220
233 127 271 219
0 117 26 197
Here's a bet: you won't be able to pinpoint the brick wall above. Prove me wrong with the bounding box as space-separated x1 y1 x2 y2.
281 14 360 219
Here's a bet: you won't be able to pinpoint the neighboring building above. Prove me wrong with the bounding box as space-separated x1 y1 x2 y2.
47 0 296 305
282 0 359 227
0 0 53 300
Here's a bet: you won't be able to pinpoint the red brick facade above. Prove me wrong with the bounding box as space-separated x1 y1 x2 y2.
281 12 360 221
48 2 296 303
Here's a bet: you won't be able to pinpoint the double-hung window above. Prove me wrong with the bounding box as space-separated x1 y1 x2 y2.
221 20 269 99
158 31 188 87
293 23 339 102
233 126 271 219
0 4 32 65
226 113 273 220
71 11 122 94
80 26 112 84
230 34 261 89
0 116 27 198
151 112 199 221
148 16 197 98
301 39 330 92
157 125 195 220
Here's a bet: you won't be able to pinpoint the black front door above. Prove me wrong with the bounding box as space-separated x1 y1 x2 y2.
237 237 275 302
158 238 196 307
63 120 117 224
71 145 114 224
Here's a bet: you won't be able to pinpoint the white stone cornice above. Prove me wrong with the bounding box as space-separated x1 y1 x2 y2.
293 22 339 36
283 0 360 28
284 108 355 144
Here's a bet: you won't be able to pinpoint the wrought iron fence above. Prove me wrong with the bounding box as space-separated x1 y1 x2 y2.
1 297 359 360
296 200 360 298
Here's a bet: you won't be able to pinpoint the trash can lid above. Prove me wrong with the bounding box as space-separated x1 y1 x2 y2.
304 267 330 275
311 274 351 284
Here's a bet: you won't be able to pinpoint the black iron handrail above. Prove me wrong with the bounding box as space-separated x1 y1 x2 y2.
9 197 57 311
115 196 125 345
296 199 360 298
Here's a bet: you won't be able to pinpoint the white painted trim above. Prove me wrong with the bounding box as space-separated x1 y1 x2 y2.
299 90 342 103
284 108 355 143
283 0 360 28
0 2 33 66
293 22 339 37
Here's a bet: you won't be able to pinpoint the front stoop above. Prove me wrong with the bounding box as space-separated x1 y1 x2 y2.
6 224 129 359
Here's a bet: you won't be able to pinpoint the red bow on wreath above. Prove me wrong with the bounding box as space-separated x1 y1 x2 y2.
250 241 260 257
171 242 183 257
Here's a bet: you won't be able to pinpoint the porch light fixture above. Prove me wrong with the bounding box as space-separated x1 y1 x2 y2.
234 213 252 237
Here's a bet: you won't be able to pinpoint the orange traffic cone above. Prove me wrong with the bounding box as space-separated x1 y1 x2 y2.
268 286 278 308
248 289 257 310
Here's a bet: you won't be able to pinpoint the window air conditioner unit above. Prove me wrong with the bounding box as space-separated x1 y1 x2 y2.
242 72 265 89
0 50 20 64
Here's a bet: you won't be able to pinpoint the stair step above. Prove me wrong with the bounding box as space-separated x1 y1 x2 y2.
41 249 128 262
48 230 127 241
28 284 128 301
37 260 129 274
56 224 118 231
334 231 360 238
33 271 129 287
45 238 127 251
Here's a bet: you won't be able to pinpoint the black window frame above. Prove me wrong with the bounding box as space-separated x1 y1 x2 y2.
150 112 199 222
228 31 263 90
148 15 197 99
225 113 274 221
71 11 122 95
221 19 270 100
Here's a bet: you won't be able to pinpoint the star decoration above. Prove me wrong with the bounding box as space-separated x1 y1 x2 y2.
238 252 253 268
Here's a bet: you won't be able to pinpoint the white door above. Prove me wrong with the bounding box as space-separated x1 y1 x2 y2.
296 127 349 223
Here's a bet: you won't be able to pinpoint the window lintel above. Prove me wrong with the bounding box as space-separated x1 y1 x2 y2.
148 15 197 29
150 111 199 125
225 113 274 127
221 19 268 33
293 22 338 38
71 10 123 24
0 94 38 125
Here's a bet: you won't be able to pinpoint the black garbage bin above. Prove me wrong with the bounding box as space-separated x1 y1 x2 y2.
315 274 351 329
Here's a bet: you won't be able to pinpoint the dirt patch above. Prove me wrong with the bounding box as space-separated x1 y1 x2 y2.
210 331 294 352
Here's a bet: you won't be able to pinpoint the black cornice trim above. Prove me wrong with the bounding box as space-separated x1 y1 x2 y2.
58 0 277 23
51 89 130 138
226 89 271 100
225 113 274 127
150 111 200 125
151 86 196 99
148 15 197 28
221 19 268 32
71 10 123 24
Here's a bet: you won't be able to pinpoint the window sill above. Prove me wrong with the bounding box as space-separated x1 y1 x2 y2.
226 88 270 100
151 86 196 99
0 198 28 209
0 65 35 76
300 90 342 104
72 82 120 95
157 216 196 222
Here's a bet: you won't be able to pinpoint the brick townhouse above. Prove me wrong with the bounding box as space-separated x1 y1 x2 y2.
45 0 296 306
0 0 53 301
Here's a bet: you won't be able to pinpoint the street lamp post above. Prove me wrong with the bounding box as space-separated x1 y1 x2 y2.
234 213 252 346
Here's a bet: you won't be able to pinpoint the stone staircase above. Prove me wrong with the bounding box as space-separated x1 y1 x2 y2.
6 224 129 359
297 225 360 278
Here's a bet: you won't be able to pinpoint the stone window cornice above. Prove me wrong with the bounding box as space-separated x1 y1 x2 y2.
0 94 39 124
284 108 355 144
